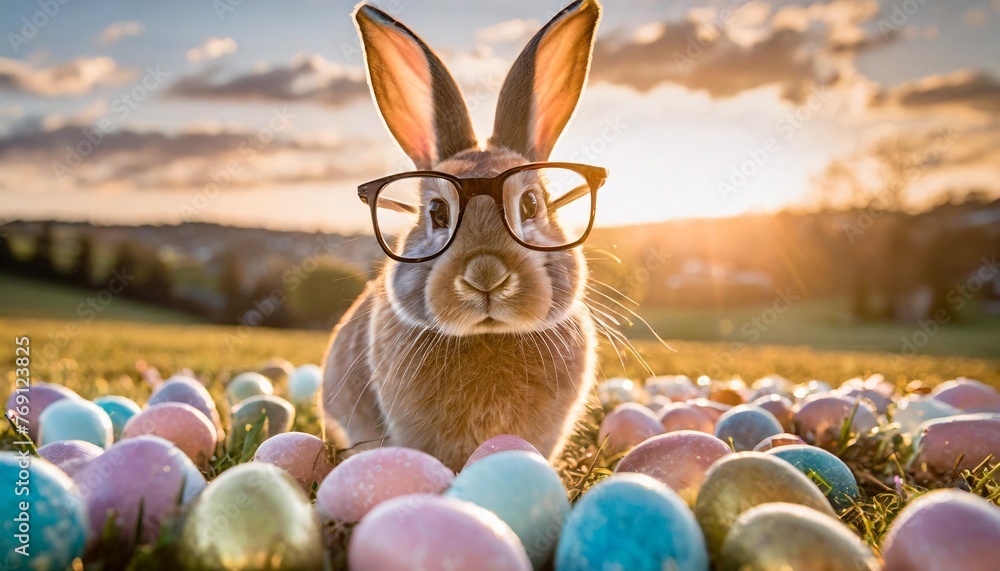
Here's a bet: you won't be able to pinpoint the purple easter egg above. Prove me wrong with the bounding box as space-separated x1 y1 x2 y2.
911 414 1000 484
793 395 878 449
37 440 104 476
615 430 731 506
930 378 1000 413
753 394 795 431
658 404 715 434
6 382 81 441
598 403 664 455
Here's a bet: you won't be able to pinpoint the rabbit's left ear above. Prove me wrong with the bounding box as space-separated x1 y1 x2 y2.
490 0 602 161
355 4 477 169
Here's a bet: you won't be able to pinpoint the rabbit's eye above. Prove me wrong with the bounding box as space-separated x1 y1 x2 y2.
428 198 450 229
519 192 537 221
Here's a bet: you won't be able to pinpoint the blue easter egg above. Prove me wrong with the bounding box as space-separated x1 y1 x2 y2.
288 364 323 405
1 453 88 570
447 450 569 568
714 405 783 451
765 444 861 510
555 473 709 571
38 399 113 449
93 395 142 441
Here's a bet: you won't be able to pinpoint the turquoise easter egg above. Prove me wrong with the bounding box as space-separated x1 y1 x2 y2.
287 364 323 405
447 451 569 568
1 453 88 571
556 473 709 571
714 405 783 452
765 445 861 510
226 372 274 404
38 399 113 449
93 395 141 441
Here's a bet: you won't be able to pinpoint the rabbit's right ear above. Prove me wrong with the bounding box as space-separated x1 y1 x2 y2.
354 4 477 169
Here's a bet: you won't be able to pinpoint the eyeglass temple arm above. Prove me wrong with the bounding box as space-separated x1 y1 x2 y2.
548 183 591 211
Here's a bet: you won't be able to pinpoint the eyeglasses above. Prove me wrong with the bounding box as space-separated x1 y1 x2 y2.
358 162 608 263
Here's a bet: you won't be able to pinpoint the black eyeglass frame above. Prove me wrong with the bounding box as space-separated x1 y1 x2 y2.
358 162 608 263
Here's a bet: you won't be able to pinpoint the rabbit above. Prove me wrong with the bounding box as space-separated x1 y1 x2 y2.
322 0 603 471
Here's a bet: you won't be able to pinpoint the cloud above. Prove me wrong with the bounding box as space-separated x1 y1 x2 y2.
98 21 146 45
0 56 134 96
872 70 1000 115
187 37 238 63
473 18 538 44
167 53 368 107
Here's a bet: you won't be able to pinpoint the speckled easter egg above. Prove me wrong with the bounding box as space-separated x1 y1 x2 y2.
349 495 531 571
179 462 323 570
719 502 879 571
287 363 323 405
714 405 783 452
1 453 88 571
252 432 333 493
6 382 81 441
315 447 454 524
598 403 663 455
615 431 732 507
37 440 104 477
881 489 1000 571
464 434 541 469
658 404 716 434
93 395 141 441
894 396 961 435
752 433 806 452
226 372 275 404
930 378 1000 413
645 375 700 402
446 451 568 568
229 395 295 444
148 377 224 440
596 378 647 406
74 435 206 546
911 414 1000 484
257 358 295 384
792 395 878 449
556 473 709 571
122 402 217 466
38 399 113 449
764 445 860 510
694 452 837 559
752 394 795 431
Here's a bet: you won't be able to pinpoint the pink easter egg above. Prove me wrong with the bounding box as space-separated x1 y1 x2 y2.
37 439 104 476
658 404 715 434
752 433 806 452
686 398 732 423
792 395 877 449
148 377 224 441
598 403 664 455
753 394 795 431
123 402 217 466
349 495 531 571
930 378 1000 413
463 434 541 469
253 432 334 492
615 431 731 506
911 414 1000 484
315 447 455 524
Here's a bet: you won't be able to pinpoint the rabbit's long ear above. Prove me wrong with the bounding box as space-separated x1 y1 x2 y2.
354 4 477 169
490 0 601 161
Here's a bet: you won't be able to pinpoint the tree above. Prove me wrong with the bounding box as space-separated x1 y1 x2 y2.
71 235 94 287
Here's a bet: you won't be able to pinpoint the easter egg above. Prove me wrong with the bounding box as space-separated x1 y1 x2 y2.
752 394 794 431
596 377 647 406
287 363 323 405
714 405 783 452
556 473 709 571
792 380 832 400
37 440 103 477
645 375 700 402
881 489 1000 571
658 404 715 434
1 453 88 571
752 433 806 452
229 395 295 445
792 395 877 449
252 432 334 493
179 463 323 570
598 403 663 455
6 382 81 441
765 445 861 510
719 503 879 571
836 387 892 414
93 395 141 441
257 358 295 384
708 388 744 407
148 377 224 440
122 402 217 466
893 396 961 435
38 399 113 449
930 378 1000 413
315 447 454 524
910 414 1000 484
226 372 274 404
686 398 732 423
447 451 569 567
464 434 542 469
749 375 793 400
694 452 836 559
615 431 731 506
74 435 206 546
349 495 531 571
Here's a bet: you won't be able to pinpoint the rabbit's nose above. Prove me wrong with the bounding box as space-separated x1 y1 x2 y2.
460 255 512 294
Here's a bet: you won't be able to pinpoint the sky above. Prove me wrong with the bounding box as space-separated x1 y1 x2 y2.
1 0 998 233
